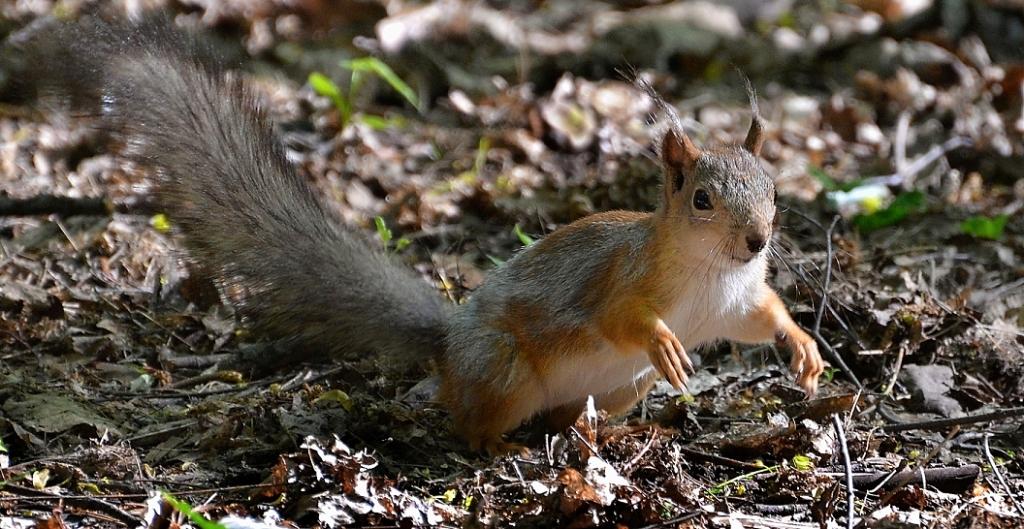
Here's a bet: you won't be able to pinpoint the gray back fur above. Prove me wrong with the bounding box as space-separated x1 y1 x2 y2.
19 17 449 365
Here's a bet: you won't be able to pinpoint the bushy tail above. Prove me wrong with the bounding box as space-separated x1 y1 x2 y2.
17 17 449 365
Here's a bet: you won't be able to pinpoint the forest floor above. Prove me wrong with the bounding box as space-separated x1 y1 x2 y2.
0 1 1023 528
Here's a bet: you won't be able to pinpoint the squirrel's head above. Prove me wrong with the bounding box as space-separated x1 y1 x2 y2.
657 105 776 267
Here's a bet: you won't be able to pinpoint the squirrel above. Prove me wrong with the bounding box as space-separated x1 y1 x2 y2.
18 17 825 455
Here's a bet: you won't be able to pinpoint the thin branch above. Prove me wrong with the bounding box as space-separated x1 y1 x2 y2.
812 216 861 387
863 136 972 188
813 216 840 334
984 434 1024 516
0 483 139 526
832 414 855 529
785 211 861 388
821 465 981 493
678 446 763 470
0 194 156 217
881 406 1024 432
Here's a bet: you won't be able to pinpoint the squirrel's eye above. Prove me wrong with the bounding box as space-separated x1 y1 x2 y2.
693 189 713 210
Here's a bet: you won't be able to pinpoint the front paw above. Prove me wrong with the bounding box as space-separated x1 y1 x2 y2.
785 329 825 396
647 319 693 390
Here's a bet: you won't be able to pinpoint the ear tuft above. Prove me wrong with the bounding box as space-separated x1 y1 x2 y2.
661 127 701 173
743 80 765 156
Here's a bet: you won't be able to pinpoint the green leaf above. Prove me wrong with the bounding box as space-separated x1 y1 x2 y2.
486 254 505 267
0 436 7 453
960 214 1008 240
791 454 814 471
374 216 393 245
675 393 695 405
78 482 102 495
163 493 229 529
513 224 535 246
308 72 351 124
342 57 420 111
822 367 837 383
853 191 925 233
309 71 342 99
314 389 354 411
441 488 457 503
394 237 412 253
357 113 406 130
474 137 491 177
149 213 172 233
32 469 49 490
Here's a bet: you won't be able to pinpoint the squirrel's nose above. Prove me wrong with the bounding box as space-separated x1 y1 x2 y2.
745 235 767 254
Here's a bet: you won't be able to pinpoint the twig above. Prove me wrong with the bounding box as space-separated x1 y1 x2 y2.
953 432 1016 458
828 303 865 350
811 329 860 389
821 465 981 493
0 194 156 217
881 345 906 395
865 460 908 495
795 212 861 388
569 426 608 466
0 195 111 216
863 136 972 188
0 486 277 501
750 503 810 516
636 511 702 529
812 216 840 334
0 483 138 526
832 414 855 529
878 426 960 506
881 406 1024 432
983 434 1024 516
622 428 658 473
678 446 763 470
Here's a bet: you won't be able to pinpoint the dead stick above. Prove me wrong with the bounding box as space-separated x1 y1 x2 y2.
813 216 840 333
824 465 980 492
881 406 1024 432
984 434 1024 516
678 446 763 471
863 136 972 187
0 194 156 217
789 210 861 388
0 483 139 526
832 414 855 529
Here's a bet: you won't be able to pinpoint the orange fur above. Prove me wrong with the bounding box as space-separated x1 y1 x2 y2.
728 289 825 395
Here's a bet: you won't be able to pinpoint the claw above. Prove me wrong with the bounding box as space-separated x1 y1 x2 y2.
649 319 691 391
785 329 824 397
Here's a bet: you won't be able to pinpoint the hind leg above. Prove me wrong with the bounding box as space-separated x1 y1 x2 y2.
451 384 546 456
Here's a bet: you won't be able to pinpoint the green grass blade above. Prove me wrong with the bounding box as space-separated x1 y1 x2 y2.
162 492 227 529
343 57 420 111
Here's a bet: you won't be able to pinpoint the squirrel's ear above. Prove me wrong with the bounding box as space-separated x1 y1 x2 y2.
743 84 765 156
744 113 765 156
661 128 701 194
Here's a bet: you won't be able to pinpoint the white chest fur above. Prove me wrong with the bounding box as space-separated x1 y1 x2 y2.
538 258 766 410
664 258 766 349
